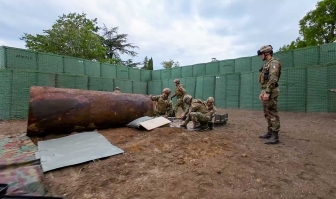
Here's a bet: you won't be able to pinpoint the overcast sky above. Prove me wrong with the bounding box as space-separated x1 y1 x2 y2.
0 0 319 70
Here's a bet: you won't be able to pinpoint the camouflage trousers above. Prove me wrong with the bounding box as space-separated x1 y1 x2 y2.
185 112 210 128
174 96 186 114
262 88 280 132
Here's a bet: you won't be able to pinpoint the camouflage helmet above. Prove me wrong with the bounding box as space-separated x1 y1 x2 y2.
183 94 192 103
115 87 120 90
257 45 273 55
162 88 171 95
173 79 180 83
207 97 214 103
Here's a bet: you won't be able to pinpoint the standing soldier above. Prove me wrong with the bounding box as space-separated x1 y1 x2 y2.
149 88 173 118
205 97 217 130
170 79 187 117
257 45 282 144
113 87 121 93
180 95 210 131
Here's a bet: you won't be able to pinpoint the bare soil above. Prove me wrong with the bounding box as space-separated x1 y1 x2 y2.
1 109 336 199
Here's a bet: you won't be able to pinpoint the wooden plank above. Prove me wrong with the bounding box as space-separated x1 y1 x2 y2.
139 116 171 130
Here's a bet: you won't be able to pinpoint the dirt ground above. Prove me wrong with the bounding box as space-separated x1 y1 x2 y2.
1 109 336 199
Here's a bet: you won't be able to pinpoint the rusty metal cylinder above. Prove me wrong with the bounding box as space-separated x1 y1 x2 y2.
27 86 154 136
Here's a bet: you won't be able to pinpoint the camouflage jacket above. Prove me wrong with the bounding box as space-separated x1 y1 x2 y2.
172 84 186 98
184 99 209 115
205 103 217 117
258 57 282 94
113 90 121 93
150 95 173 116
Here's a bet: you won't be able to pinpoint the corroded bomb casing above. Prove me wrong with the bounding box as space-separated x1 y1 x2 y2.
27 86 154 136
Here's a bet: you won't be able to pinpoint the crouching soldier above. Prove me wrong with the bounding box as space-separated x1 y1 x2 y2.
149 88 173 118
180 95 210 131
205 97 217 130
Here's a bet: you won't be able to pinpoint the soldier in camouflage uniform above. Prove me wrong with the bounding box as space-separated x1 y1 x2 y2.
113 87 121 93
180 95 210 131
170 79 187 116
149 88 173 118
257 45 282 144
205 97 217 130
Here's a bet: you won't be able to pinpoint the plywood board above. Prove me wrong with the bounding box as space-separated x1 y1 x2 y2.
139 116 171 130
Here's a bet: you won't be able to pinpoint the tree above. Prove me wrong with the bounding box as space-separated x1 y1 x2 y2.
122 59 141 67
20 12 106 60
148 57 153 70
141 56 149 69
100 24 139 60
278 0 336 52
160 59 180 69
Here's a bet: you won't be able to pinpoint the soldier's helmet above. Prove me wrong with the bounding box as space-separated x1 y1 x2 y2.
173 79 180 83
257 45 273 55
183 94 192 104
162 88 171 95
207 97 214 103
115 87 120 90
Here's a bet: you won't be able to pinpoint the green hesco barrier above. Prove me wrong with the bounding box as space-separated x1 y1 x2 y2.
239 72 253 110
219 59 235 74
0 70 12 119
101 63 117 78
203 76 215 101
116 65 129 79
287 67 306 112
168 78 177 104
251 56 263 72
171 67 182 78
215 75 226 108
185 77 196 98
192 63 206 77
129 67 141 81
132 81 147 95
36 72 56 87
89 76 104 91
319 43 336 65
37 52 63 73
162 79 169 90
11 70 36 119
234 57 251 73
274 50 293 68
293 46 319 68
148 81 162 95
195 76 203 99
306 66 328 112
75 75 88 90
277 69 289 111
6 47 37 71
181 65 193 78
0 46 5 69
84 60 100 77
205 62 219 75
252 72 262 111
140 70 151 82
102 78 114 92
151 70 161 80
161 69 171 80
63 56 85 75
114 79 132 93
226 73 240 108
328 64 336 112
57 74 76 89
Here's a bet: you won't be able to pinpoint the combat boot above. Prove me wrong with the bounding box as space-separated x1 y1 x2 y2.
208 122 214 130
258 131 272 139
264 131 279 144
180 124 187 129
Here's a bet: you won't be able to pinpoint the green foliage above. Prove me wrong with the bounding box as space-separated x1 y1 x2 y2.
141 56 149 69
278 0 336 52
20 13 106 60
160 59 180 69
148 57 154 70
100 24 139 60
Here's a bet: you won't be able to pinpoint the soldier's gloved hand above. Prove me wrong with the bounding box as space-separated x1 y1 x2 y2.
259 93 263 101
149 94 153 98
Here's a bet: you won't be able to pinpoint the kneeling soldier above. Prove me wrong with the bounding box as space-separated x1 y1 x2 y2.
149 88 173 118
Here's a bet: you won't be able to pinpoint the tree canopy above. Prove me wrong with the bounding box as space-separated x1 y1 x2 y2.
20 12 139 67
278 0 336 52
160 59 180 69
